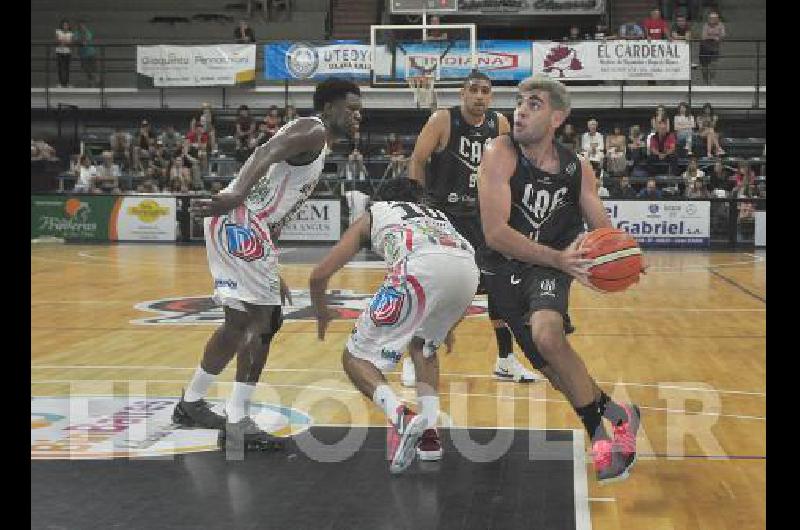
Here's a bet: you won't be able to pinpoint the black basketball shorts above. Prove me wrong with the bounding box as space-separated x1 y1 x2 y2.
483 264 572 324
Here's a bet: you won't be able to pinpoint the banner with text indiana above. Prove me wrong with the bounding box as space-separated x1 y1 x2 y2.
531 40 691 81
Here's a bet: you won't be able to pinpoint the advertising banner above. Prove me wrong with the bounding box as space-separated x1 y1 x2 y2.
603 200 710 247
137 45 256 86
115 197 177 241
265 41 371 80
278 199 341 241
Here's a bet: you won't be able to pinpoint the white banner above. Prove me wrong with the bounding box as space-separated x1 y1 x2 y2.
114 197 177 241
137 45 256 87
278 200 341 241
603 200 710 247
532 40 691 80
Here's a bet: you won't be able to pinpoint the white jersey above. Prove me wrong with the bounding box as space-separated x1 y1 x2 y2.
369 201 474 268
223 116 326 231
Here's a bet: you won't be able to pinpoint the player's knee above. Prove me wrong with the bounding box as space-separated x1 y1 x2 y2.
530 312 565 354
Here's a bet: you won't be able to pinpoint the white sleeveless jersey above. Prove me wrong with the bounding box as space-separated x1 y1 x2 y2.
223 116 326 229
369 201 475 268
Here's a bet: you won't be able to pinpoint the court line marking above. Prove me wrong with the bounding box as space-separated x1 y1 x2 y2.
28 379 766 421
710 269 766 303
574 430 592 530
29 364 766 397
588 498 616 503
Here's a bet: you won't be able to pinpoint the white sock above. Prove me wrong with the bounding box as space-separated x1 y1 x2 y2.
373 384 402 424
418 395 440 430
225 382 256 423
184 367 217 402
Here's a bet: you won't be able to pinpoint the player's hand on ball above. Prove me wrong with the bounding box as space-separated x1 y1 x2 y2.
190 192 243 217
557 233 594 287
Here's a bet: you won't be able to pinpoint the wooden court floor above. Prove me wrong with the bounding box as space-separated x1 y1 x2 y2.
31 244 766 530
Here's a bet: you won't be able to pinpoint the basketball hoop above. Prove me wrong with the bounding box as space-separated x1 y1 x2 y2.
407 74 436 109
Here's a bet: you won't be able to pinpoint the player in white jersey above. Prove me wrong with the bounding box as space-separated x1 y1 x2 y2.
310 178 480 473
172 79 363 453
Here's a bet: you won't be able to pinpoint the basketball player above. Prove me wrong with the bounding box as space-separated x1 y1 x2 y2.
406 69 540 386
478 74 641 483
172 79 363 453
310 178 479 473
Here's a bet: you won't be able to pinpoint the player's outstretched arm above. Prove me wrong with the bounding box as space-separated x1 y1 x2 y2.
192 118 327 217
478 136 592 278
408 109 448 186
309 213 371 339
578 157 613 230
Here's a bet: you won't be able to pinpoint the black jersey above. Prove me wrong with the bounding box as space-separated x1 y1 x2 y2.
427 106 501 216
481 137 585 272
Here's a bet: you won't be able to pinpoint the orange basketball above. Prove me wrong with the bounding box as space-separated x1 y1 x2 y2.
579 228 643 293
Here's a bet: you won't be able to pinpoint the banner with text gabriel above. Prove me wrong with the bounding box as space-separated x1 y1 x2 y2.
531 40 691 80
603 200 710 247
137 45 256 87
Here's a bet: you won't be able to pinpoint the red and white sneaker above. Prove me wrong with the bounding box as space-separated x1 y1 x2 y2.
386 405 426 474
417 428 443 461
612 404 641 473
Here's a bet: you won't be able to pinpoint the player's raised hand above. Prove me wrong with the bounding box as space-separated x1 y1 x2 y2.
557 233 594 288
190 192 243 217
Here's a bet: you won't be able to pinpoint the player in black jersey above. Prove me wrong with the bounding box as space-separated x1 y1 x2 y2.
406 70 541 386
478 74 642 484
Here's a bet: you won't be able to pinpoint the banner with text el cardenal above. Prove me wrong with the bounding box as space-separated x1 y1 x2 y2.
31 195 117 241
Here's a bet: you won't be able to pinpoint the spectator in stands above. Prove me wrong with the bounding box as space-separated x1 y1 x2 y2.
96 151 121 193
686 178 711 198
31 139 58 161
618 20 645 40
671 14 692 41
109 126 132 171
638 178 663 199
697 103 725 157
700 11 726 85
136 177 159 194
648 120 677 175
158 124 183 160
558 123 579 153
168 157 192 193
427 15 448 40
77 21 97 88
55 19 74 88
73 154 98 193
386 133 407 179
627 124 647 164
150 142 170 188
732 161 755 188
234 20 256 43
642 8 670 40
733 169 757 221
708 160 729 192
235 104 256 160
612 174 637 199
184 122 209 183
673 102 696 155
682 156 706 184
265 105 282 135
605 125 628 176
564 25 581 41
284 104 298 124
650 105 669 133
134 119 156 175
581 118 605 173
190 103 216 153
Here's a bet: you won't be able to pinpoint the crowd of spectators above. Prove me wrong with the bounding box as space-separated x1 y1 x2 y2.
68 103 300 194
556 101 765 201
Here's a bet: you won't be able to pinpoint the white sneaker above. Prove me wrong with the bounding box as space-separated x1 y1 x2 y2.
401 356 416 388
493 353 543 383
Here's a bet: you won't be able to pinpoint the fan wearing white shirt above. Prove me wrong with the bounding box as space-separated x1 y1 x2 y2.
74 154 98 193
580 119 605 174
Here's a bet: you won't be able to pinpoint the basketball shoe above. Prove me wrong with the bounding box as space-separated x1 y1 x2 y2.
592 437 635 485
218 416 285 454
387 405 426 474
612 404 641 474
172 392 226 429
417 428 443 461
494 352 544 383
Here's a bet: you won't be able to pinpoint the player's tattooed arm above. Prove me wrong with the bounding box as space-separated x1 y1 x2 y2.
192 118 326 217
578 157 613 230
309 213 371 339
408 109 449 187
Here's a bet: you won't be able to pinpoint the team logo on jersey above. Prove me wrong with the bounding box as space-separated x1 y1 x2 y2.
369 285 405 326
285 42 319 79
540 279 557 297
222 224 265 262
131 290 488 325
31 395 311 459
565 161 577 175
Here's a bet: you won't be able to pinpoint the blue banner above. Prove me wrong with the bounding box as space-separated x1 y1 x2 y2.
264 40 532 81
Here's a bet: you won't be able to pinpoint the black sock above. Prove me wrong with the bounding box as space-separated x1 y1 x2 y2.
494 325 513 359
575 400 609 442
597 391 629 426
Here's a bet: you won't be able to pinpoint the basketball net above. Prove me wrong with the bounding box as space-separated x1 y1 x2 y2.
406 58 437 109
